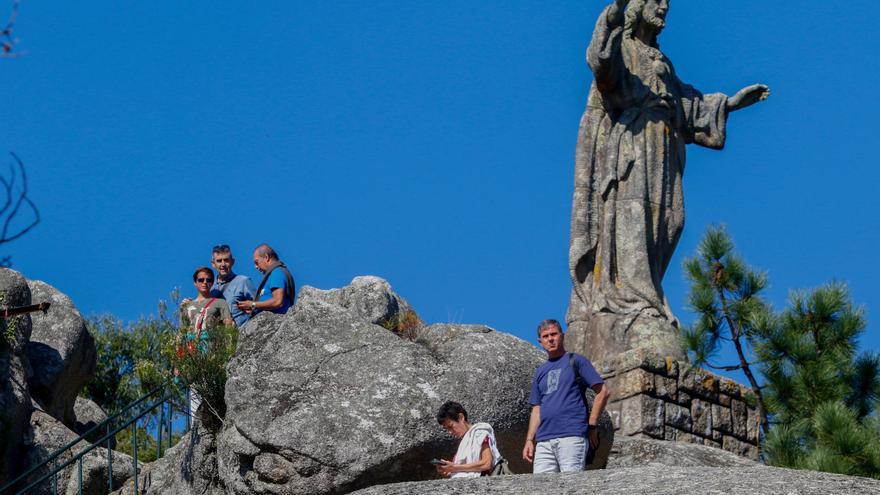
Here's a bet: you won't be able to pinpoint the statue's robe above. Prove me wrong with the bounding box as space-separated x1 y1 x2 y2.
567 6 729 331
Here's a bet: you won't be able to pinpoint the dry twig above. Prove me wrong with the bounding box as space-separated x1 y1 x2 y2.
0 0 20 57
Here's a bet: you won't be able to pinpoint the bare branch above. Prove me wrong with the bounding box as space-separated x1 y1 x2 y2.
0 0 21 58
0 173 12 217
0 152 39 249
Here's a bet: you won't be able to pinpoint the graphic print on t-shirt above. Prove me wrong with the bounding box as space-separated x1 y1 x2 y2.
546 369 561 394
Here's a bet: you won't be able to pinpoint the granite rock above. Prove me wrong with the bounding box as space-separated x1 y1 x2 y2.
350 465 879 495
297 276 413 327
73 396 111 447
27 279 97 427
23 409 133 495
217 282 546 494
112 423 221 495
607 436 755 469
0 268 33 484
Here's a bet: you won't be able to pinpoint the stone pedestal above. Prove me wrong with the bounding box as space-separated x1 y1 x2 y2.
595 349 760 461
567 312 684 365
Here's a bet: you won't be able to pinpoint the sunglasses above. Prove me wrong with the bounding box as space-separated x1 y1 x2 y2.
196 277 214 283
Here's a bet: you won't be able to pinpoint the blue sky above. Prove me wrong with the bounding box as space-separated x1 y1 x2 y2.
4 1 878 380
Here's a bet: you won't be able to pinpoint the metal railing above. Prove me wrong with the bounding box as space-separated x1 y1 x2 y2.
1 382 191 495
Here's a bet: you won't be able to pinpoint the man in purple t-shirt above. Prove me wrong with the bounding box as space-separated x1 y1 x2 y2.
522 319 610 473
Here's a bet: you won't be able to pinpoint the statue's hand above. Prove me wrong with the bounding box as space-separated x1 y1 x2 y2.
727 84 770 112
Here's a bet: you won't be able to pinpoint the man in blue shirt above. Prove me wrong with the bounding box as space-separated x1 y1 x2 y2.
236 244 295 316
210 244 256 327
522 319 610 473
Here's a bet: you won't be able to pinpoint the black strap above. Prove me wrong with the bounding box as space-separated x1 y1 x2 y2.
254 261 296 308
569 352 587 393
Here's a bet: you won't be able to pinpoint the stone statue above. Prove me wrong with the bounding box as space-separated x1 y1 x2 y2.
566 0 769 363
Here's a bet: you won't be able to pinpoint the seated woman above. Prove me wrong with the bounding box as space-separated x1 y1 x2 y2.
435 401 507 478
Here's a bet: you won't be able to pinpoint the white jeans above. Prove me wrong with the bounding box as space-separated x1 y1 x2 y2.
188 388 201 419
533 436 587 473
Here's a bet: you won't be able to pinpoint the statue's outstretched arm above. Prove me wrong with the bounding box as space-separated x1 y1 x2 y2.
589 0 629 89
727 84 770 112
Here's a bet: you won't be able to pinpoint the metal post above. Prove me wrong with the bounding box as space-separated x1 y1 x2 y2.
157 402 163 459
107 421 113 492
78 457 83 495
133 422 139 495
185 387 192 432
168 401 173 450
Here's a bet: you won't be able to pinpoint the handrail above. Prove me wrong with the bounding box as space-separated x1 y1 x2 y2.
13 392 174 495
0 381 188 494
0 383 169 492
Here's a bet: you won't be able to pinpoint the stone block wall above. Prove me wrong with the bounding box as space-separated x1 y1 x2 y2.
595 349 761 460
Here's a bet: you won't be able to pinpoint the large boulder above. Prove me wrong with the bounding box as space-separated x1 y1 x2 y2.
300 276 414 326
111 423 222 495
349 464 880 495
217 280 545 494
73 396 112 447
26 280 97 427
20 408 133 495
0 268 34 484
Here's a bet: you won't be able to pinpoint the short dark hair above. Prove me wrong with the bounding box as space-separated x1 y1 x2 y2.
192 266 214 282
436 401 468 424
537 319 562 337
212 244 231 256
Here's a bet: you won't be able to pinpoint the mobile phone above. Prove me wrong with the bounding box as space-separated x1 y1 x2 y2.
429 458 443 465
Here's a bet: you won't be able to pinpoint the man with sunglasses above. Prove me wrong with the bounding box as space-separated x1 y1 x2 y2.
210 244 256 327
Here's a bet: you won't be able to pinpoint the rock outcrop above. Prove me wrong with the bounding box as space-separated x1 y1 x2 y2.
27 279 97 428
0 269 129 493
73 396 111 446
217 279 546 494
112 423 222 495
0 269 34 484
303 276 413 326
607 436 757 469
349 464 880 495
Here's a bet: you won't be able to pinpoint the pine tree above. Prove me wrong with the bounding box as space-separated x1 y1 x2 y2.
680 225 770 435
755 284 880 478
681 226 880 478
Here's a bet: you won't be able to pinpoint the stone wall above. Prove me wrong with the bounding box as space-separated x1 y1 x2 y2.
595 349 760 460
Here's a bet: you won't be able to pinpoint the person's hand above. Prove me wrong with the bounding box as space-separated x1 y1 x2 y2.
436 459 455 477
522 440 535 463
727 84 770 112
589 427 600 449
181 298 192 305
236 300 255 314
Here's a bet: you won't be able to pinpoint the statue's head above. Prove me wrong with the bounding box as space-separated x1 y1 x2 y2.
625 0 669 38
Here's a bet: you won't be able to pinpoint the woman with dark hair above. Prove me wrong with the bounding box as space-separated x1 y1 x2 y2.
178 266 234 417
181 266 234 338
435 401 509 478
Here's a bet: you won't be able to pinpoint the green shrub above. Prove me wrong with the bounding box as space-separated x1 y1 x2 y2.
170 323 238 432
